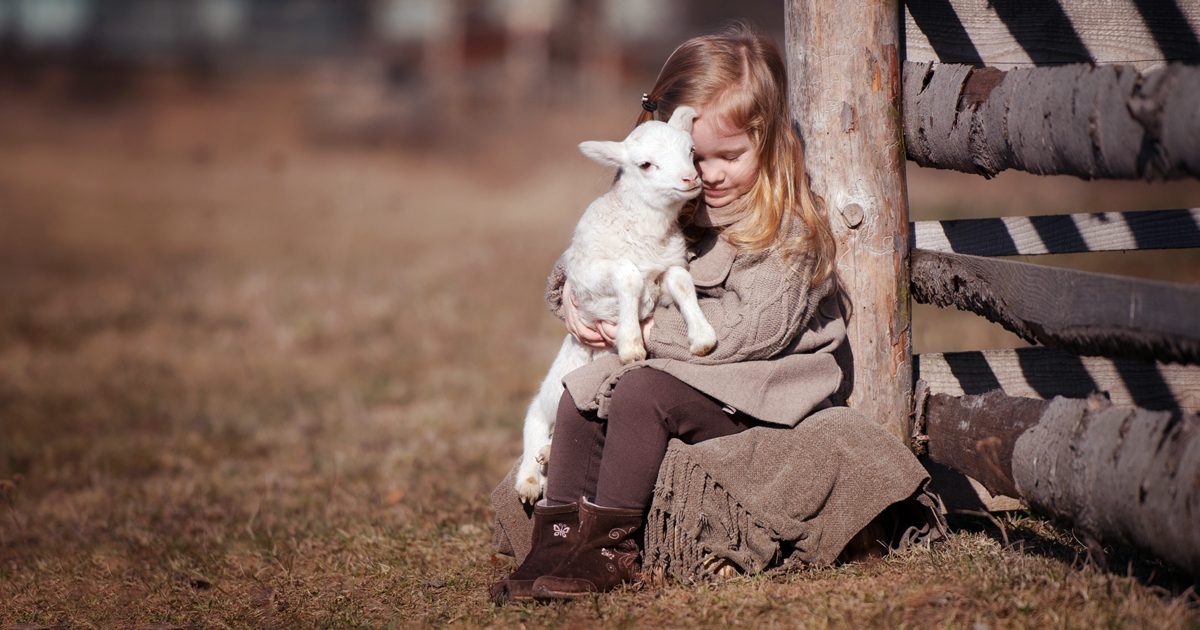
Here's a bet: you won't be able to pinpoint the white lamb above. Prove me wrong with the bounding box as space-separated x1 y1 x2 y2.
515 105 717 504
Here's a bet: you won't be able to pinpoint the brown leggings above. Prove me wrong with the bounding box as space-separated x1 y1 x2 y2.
544 367 758 510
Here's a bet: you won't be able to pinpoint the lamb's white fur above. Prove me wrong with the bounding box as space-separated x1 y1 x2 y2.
515 106 717 504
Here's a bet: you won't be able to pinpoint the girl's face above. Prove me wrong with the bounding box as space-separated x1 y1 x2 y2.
690 111 759 208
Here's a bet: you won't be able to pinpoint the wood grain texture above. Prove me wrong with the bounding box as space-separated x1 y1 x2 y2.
1013 396 1200 575
903 61 1200 181
786 0 912 440
910 208 1200 256
919 388 1200 575
914 347 1200 414
922 390 1050 498
904 0 1200 70
912 249 1200 364
907 62 1200 180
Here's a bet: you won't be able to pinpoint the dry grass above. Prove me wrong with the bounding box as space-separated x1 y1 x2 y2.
0 72 1198 629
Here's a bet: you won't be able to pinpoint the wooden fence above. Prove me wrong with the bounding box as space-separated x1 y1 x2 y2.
785 0 1200 575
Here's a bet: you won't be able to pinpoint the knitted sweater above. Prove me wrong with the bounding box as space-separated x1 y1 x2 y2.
544 215 846 427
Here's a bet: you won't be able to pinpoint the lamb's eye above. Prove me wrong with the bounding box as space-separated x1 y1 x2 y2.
638 162 653 170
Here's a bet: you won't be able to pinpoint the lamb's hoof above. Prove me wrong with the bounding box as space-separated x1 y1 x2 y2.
618 346 646 365
689 326 717 356
514 472 545 505
690 338 716 356
535 444 551 466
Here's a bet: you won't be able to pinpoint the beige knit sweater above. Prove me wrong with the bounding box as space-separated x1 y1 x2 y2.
544 213 846 427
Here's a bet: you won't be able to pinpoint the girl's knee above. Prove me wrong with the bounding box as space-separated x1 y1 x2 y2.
612 367 673 397
556 389 578 418
610 368 676 422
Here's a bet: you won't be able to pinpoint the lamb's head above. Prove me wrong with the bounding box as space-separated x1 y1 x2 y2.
579 106 701 209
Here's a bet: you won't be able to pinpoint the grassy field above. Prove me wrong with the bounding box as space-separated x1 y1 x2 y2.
1 74 1198 629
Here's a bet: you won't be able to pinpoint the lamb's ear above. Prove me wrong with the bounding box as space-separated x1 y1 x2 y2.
578 141 627 168
667 106 697 133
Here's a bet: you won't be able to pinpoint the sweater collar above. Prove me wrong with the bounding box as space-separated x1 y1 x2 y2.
689 230 737 287
692 194 753 229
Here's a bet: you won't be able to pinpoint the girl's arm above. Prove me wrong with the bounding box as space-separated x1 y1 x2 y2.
546 258 618 350
548 248 828 363
545 257 568 320
645 248 832 364
563 279 613 350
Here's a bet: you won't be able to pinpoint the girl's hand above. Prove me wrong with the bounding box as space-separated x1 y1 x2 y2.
563 280 610 350
594 318 655 349
563 280 656 350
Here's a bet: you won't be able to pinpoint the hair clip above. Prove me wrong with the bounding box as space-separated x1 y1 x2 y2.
641 94 658 112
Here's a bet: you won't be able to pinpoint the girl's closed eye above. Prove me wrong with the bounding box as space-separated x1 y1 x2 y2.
690 113 759 208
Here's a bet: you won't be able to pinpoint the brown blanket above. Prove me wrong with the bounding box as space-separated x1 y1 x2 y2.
492 406 944 581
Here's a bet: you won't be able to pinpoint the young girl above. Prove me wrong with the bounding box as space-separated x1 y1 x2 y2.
491 21 847 602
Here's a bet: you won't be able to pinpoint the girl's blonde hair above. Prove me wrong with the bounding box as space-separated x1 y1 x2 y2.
638 20 836 285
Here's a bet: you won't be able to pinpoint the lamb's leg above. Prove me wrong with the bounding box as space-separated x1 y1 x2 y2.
664 265 717 356
611 261 647 364
515 335 593 504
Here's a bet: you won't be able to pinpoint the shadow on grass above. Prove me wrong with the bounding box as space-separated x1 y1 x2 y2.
946 511 1199 601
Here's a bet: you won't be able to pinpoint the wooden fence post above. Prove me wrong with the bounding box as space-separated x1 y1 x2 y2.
785 0 913 442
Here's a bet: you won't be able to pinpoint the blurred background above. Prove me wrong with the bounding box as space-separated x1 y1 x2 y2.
0 0 784 145
1 1 1199 624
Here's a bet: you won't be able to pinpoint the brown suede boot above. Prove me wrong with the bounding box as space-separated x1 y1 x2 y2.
531 498 643 600
489 501 579 603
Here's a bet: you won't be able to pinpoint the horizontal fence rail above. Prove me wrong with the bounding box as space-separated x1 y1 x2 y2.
911 208 1200 256
914 347 1200 414
904 0 1200 70
915 388 1200 576
899 3 1200 544
902 62 1200 181
911 249 1200 365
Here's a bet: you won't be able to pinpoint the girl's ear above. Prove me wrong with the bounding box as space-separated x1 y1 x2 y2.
578 141 627 168
667 106 697 133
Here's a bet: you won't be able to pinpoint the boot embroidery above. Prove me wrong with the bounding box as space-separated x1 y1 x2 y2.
599 547 617 572
553 523 571 538
608 526 636 540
